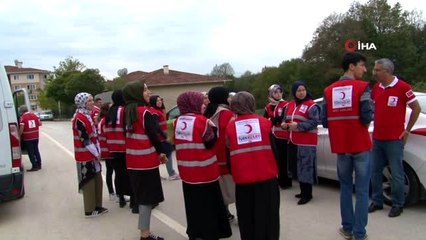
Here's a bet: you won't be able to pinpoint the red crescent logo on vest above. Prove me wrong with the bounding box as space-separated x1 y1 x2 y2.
340 92 346 99
244 124 253 134
181 122 187 130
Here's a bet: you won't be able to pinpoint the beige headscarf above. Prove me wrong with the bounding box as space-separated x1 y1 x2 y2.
230 91 256 115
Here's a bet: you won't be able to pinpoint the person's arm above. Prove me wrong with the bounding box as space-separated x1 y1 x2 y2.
19 124 24 136
321 96 329 128
400 100 421 144
76 119 100 159
203 120 218 149
360 86 374 125
292 105 320 131
144 111 164 154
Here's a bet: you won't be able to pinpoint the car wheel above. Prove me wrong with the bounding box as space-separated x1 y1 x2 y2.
382 162 419 206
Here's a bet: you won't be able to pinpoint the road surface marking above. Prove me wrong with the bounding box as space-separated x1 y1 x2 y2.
42 132 188 238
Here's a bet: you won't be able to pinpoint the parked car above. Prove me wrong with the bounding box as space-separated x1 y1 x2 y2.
316 92 426 206
38 110 54 121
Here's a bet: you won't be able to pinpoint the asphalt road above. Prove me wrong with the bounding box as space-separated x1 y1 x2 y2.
0 121 425 240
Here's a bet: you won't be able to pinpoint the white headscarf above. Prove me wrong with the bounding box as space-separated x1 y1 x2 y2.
73 92 96 134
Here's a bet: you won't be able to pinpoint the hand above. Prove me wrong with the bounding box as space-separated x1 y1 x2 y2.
207 119 216 127
159 153 168 164
399 130 410 145
287 122 298 131
281 122 288 130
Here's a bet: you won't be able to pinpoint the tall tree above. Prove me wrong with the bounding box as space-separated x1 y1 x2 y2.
210 63 235 77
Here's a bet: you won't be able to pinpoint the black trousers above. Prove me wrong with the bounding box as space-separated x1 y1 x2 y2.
286 141 298 180
24 139 42 168
104 159 115 194
272 137 291 188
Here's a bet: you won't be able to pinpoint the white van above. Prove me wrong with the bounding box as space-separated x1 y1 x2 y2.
0 64 28 202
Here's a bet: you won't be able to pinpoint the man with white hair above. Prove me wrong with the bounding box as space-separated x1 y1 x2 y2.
19 105 42 171
369 58 421 217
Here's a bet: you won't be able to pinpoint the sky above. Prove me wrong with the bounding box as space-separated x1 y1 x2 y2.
1 0 424 79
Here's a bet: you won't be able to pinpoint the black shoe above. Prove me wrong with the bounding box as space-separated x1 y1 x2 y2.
132 206 139 214
297 197 312 205
368 203 383 213
295 193 302 198
27 168 39 172
140 234 164 240
388 206 403 217
119 196 126 208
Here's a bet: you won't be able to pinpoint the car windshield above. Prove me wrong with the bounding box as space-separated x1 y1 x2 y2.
416 95 426 115
42 111 52 115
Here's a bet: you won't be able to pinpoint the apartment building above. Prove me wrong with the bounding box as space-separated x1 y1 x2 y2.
5 60 50 111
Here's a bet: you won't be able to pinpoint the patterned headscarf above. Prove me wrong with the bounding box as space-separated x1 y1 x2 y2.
177 91 204 115
73 92 95 132
231 91 256 115
122 80 147 130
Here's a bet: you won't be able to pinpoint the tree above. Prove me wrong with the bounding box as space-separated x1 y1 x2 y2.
117 68 128 77
43 57 105 114
210 63 235 77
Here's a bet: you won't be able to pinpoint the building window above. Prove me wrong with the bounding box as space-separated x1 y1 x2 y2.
13 75 19 80
29 95 38 100
14 85 21 90
31 105 37 111
27 84 36 90
27 74 34 80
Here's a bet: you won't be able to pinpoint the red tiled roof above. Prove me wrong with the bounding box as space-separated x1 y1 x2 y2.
5 65 49 74
126 68 228 86
125 70 148 82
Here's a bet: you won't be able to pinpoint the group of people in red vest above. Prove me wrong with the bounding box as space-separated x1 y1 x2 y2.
70 52 420 240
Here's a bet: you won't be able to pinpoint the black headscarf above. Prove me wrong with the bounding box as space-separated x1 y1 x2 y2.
149 95 162 110
106 89 125 128
291 80 312 106
204 87 230 118
122 80 147 130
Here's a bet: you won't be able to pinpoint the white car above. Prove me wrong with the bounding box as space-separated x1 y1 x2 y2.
317 92 426 206
38 110 54 121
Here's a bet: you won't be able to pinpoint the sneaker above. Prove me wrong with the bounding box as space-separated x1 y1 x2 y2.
168 174 180 181
297 197 312 205
140 234 164 240
109 193 118 201
355 234 368 240
228 213 235 222
27 167 39 172
388 206 403 217
368 203 383 213
339 227 353 239
85 207 108 218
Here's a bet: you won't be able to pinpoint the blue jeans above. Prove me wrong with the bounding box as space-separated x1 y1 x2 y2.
371 139 405 208
161 142 176 176
337 151 371 239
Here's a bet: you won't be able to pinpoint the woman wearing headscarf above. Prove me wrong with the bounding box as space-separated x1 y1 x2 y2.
105 89 135 211
204 86 236 221
174 91 232 240
281 81 320 205
123 81 167 240
149 95 180 181
72 92 108 217
265 84 291 189
97 102 116 201
226 91 280 240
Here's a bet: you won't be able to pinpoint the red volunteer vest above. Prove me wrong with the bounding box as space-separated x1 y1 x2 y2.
324 80 372 153
210 108 234 175
125 106 159 170
150 107 168 141
285 99 318 146
272 100 289 139
264 103 275 119
72 112 98 162
98 117 111 159
227 114 278 184
105 106 126 153
174 114 219 184
20 112 40 140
